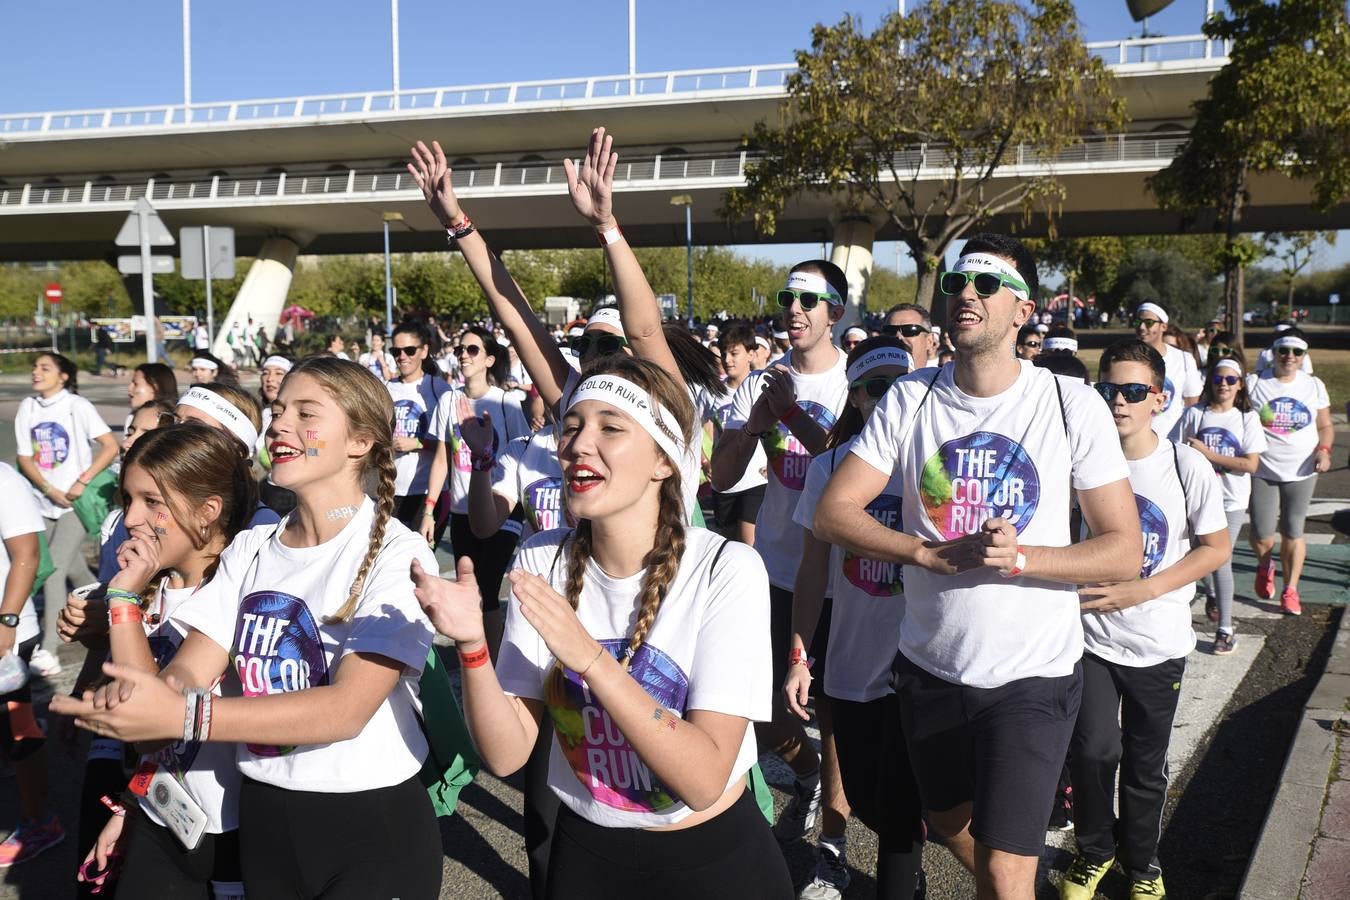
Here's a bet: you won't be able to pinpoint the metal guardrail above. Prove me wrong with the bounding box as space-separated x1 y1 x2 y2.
0 131 1191 211
0 35 1227 138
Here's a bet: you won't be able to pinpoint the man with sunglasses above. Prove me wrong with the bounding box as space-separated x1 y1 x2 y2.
1131 301 1201 440
814 233 1142 900
882 303 938 368
386 322 451 529
712 260 850 849
1015 325 1042 360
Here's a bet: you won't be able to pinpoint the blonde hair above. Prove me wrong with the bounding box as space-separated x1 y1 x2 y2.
551 356 694 676
285 357 397 624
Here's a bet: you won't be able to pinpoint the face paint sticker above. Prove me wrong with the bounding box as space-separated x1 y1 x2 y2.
307 448 319 457
305 429 320 440
153 511 170 537
920 432 1040 539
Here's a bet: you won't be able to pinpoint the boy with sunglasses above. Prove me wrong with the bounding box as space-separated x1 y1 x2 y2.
1062 339 1228 900
1016 325 1042 360
1132 301 1201 439
816 233 1142 900
386 321 451 529
711 260 849 850
882 303 938 368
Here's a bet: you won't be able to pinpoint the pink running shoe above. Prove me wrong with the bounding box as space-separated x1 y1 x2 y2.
1281 586 1302 616
0 814 64 867
1255 558 1276 601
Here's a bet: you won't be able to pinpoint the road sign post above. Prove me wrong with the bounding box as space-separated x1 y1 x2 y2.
180 226 235 346
1330 293 1340 325
115 198 175 363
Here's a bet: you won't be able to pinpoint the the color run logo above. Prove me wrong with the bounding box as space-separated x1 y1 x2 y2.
547 639 688 814
392 398 424 441
525 476 565 531
233 591 330 757
920 432 1040 539
1135 495 1169 578
455 424 500 472
842 493 903 596
1259 398 1312 435
763 400 836 491
1161 376 1176 412
30 422 70 470
1196 426 1241 460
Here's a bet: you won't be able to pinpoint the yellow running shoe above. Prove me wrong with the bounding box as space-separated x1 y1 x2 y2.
1060 854 1115 900
1130 874 1166 898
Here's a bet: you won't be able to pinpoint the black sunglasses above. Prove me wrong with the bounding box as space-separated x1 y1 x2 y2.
1211 374 1241 386
882 323 930 338
1131 318 1164 329
1021 340 1042 349
452 344 482 357
775 288 836 311
850 374 902 399
1094 382 1159 404
570 333 628 357
390 345 422 357
1276 347 1307 357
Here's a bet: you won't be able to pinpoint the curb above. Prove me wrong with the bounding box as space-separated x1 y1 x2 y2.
1238 608 1350 899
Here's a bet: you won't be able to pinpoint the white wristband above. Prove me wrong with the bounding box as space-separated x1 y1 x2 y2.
1001 548 1027 579
598 226 623 247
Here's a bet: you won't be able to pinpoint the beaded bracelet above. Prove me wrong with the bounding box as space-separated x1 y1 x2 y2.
104 588 142 607
446 214 476 243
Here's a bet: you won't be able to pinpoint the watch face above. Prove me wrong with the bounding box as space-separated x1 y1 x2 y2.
0 614 19 627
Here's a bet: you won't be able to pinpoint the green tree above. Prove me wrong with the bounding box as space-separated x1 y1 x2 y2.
1105 247 1221 325
1148 0 1350 342
721 0 1124 307
1022 236 1126 299
1260 231 1338 307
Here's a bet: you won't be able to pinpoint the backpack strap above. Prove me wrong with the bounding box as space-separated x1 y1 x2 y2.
1170 440 1194 537
914 367 942 415
1052 374 1069 438
548 530 572 582
707 536 730 588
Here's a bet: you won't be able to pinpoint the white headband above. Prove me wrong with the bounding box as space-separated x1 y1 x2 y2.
1214 358 1243 375
1274 323 1292 332
1272 335 1309 352
190 357 218 370
261 355 292 373
844 326 868 341
1043 337 1078 353
567 326 584 337
586 307 625 336
785 271 844 305
178 387 259 453
754 335 771 351
566 375 685 465
953 253 1029 301
846 347 912 383
1136 302 1169 324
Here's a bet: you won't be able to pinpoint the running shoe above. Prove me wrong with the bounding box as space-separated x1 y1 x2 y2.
1255 558 1276 600
773 771 822 844
1204 595 1219 624
1048 784 1075 832
0 814 64 867
914 869 928 899
799 840 850 900
1129 874 1167 899
27 647 61 677
1060 854 1115 900
1213 630 1238 655
1281 586 1302 616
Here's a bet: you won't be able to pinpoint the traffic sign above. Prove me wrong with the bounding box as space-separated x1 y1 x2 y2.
117 255 176 275
180 226 235 280
1330 294 1340 306
115 198 175 248
44 283 62 304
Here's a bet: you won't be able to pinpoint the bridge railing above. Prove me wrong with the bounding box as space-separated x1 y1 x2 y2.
0 131 1192 210
0 34 1225 138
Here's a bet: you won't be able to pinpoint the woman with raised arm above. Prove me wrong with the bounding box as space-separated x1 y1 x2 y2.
412 356 789 899
52 358 443 899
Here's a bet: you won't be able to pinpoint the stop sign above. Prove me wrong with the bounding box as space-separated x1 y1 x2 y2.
44 283 62 304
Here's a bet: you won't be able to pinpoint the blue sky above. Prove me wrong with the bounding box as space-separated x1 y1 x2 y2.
0 1 1343 280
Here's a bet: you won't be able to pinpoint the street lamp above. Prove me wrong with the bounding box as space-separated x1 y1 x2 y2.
382 212 404 335
670 195 694 327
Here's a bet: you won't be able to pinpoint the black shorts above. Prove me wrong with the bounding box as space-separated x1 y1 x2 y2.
0 636 43 759
713 484 766 529
830 695 923 844
891 652 1082 857
769 584 832 690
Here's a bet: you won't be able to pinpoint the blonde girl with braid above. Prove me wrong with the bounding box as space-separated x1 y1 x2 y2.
54 358 444 899
413 356 791 899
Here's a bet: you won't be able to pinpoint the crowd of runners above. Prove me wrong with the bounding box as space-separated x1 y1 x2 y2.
0 128 1332 900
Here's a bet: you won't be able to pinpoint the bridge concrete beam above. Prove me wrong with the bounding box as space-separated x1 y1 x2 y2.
210 235 306 362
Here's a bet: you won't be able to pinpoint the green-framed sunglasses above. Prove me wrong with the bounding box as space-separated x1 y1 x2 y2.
938 270 1029 298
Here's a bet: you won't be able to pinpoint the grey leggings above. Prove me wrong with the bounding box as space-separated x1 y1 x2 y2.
43 513 94 648
1249 475 1318 540
1203 509 1246 633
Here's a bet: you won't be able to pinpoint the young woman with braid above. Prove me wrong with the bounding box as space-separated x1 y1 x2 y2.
53 358 443 899
413 356 790 899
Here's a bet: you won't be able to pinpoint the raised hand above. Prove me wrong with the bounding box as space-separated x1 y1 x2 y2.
58 588 109 644
407 140 464 229
457 394 495 457
112 530 162 596
507 568 601 673
411 557 485 647
563 127 618 230
49 662 183 743
746 365 797 433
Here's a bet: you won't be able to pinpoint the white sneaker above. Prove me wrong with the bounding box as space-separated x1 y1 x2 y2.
27 648 61 677
799 841 850 900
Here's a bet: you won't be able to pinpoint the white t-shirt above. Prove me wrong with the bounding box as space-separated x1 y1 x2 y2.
1153 344 1202 439
1256 347 1313 374
14 390 112 519
712 387 767 495
1174 405 1267 512
723 350 848 588
493 430 568 538
428 386 530 522
1082 439 1226 667
792 439 905 702
496 527 771 829
139 583 242 834
174 498 437 793
0 464 45 645
387 375 451 497
851 362 1129 688
1247 371 1330 482
359 351 395 381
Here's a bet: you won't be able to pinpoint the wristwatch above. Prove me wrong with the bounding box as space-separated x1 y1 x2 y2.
0 614 19 628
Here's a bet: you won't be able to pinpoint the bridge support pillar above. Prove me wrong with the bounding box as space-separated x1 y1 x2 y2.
828 213 881 337
211 235 305 363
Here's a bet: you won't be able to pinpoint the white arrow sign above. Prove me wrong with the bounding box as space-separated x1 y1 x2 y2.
117 255 176 275
115 197 175 248
114 197 175 363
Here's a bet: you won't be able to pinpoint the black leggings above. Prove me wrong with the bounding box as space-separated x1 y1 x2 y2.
114 804 241 899
449 513 519 611
238 775 441 899
547 790 792 899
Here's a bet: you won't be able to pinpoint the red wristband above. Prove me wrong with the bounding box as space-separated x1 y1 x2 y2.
109 604 143 626
1317 444 1332 454
780 404 802 424
458 644 490 669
